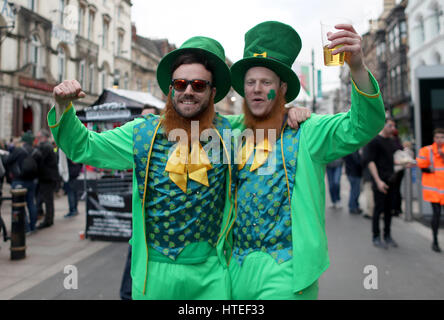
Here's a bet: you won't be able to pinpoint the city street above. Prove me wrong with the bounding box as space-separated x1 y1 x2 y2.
1 175 443 300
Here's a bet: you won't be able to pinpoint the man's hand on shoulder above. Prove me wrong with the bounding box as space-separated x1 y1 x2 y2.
287 106 312 130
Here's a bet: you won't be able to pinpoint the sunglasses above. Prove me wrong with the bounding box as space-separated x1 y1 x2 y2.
171 79 212 93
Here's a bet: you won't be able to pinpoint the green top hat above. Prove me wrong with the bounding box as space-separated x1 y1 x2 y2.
156 36 231 103
231 21 302 102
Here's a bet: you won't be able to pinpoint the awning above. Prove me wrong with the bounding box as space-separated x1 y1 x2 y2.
76 88 165 122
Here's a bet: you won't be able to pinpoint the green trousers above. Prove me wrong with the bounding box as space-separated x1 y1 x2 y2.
229 251 319 300
132 256 230 300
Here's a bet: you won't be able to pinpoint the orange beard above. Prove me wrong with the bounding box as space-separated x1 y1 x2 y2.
243 88 288 142
161 90 216 143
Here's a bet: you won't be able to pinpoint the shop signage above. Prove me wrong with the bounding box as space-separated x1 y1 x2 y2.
19 76 55 92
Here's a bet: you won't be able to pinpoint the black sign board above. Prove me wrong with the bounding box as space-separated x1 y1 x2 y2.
86 191 132 241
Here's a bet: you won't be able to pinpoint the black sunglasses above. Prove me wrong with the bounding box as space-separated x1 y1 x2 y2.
171 79 212 93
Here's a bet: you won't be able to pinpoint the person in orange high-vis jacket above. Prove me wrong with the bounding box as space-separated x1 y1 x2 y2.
416 128 444 253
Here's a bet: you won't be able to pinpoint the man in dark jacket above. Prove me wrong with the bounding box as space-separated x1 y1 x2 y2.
36 129 60 229
5 131 40 232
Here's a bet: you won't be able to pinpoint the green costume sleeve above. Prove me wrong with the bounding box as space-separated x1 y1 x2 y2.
301 70 385 164
48 104 143 170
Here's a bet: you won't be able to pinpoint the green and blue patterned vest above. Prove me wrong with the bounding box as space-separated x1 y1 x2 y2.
233 126 301 265
133 114 233 261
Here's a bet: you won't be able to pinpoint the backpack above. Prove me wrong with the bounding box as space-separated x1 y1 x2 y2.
20 147 39 180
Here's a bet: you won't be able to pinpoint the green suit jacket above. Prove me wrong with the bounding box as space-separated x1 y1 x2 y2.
224 71 385 292
48 108 235 295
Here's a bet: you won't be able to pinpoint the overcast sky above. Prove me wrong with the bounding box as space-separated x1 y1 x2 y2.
131 0 386 93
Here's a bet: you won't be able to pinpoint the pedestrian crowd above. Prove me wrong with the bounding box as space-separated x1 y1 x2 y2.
0 130 82 236
326 120 442 253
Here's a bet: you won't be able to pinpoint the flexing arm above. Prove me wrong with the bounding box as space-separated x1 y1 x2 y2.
49 80 139 170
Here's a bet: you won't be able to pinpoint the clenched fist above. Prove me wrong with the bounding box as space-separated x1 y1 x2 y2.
53 80 86 111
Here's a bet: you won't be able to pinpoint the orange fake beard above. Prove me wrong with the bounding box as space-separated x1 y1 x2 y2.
161 90 216 143
243 88 288 142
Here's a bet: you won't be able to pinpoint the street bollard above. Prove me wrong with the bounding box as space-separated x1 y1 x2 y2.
10 188 27 260
404 168 413 222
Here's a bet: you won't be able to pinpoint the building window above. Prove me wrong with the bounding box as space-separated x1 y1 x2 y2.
87 10 95 41
57 46 66 83
88 64 95 93
79 60 85 88
114 69 120 87
28 0 37 11
29 34 42 79
388 28 395 52
431 5 442 36
59 0 66 25
101 70 108 91
78 5 86 37
419 16 425 43
400 21 407 46
102 19 109 48
377 42 386 62
117 31 124 56
118 5 123 20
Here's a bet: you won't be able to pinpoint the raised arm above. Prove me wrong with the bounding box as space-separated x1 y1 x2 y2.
49 80 139 170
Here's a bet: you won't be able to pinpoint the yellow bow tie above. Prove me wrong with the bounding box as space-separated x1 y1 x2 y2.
165 140 213 193
238 136 273 172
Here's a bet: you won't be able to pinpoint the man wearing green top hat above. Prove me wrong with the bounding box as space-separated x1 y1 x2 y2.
226 21 386 299
48 36 239 300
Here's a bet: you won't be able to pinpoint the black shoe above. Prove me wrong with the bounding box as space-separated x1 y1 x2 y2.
349 208 361 215
384 236 398 248
64 212 78 218
37 222 51 230
432 243 442 253
373 238 388 249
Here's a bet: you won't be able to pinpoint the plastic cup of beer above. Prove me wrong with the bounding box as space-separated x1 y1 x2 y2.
321 18 351 67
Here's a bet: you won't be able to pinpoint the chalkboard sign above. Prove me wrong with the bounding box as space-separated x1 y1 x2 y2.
85 191 132 241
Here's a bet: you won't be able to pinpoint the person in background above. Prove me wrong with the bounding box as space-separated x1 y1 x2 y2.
416 128 444 253
344 150 363 215
365 119 414 249
63 158 83 218
326 158 344 209
141 104 159 116
4 131 40 233
36 129 60 230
